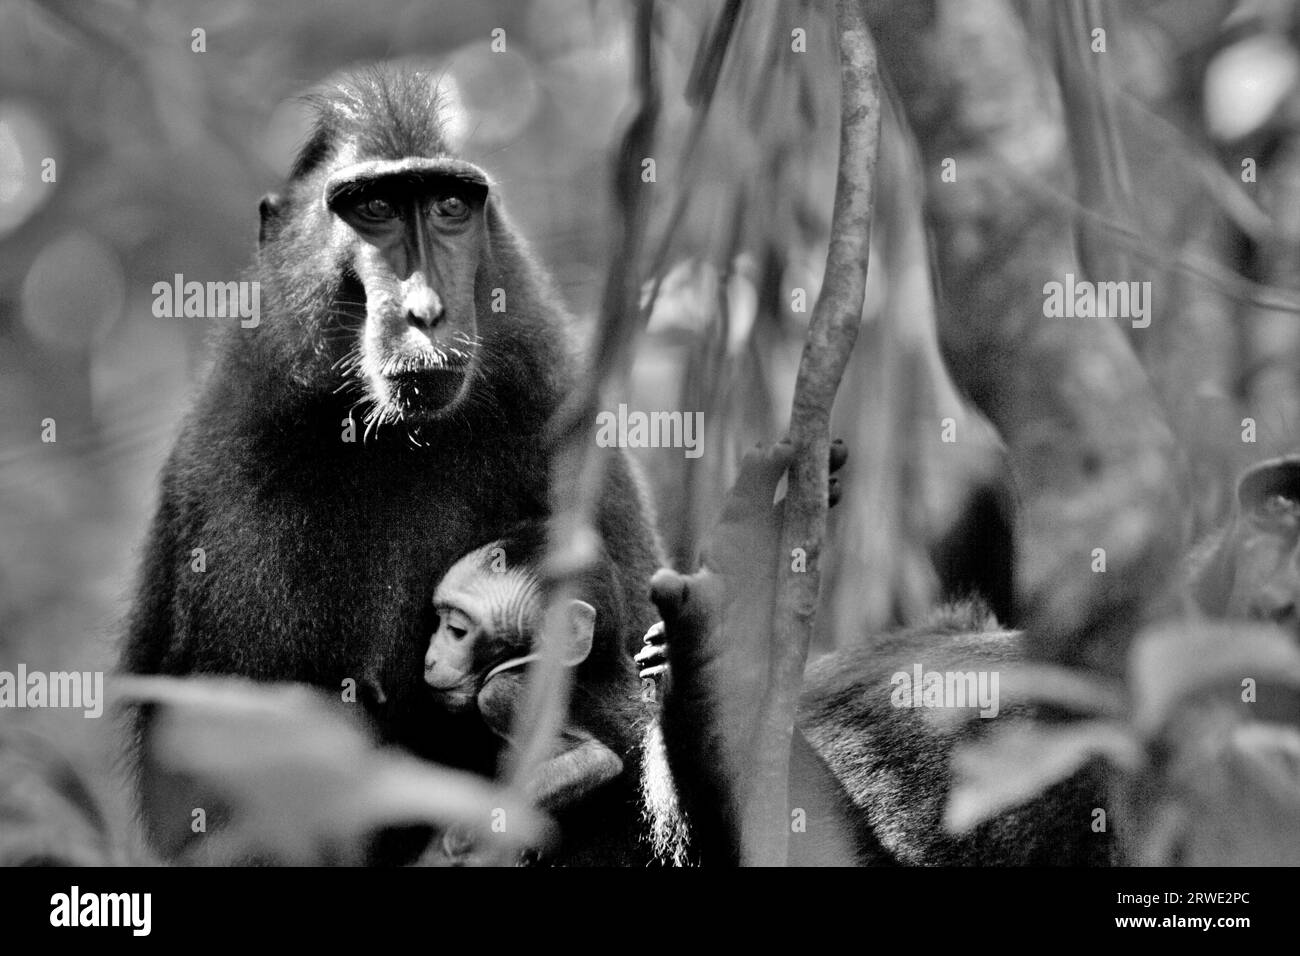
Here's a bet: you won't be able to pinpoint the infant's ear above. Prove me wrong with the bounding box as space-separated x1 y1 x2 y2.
559 600 596 666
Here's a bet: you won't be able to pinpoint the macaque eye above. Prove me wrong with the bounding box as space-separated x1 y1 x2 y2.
432 196 469 219
357 197 398 221
447 624 468 641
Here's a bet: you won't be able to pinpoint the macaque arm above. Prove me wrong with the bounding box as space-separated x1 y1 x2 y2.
477 669 528 740
525 735 624 812
478 670 624 810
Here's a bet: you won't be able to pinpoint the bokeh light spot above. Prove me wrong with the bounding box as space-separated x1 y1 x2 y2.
20 231 126 352
0 100 58 239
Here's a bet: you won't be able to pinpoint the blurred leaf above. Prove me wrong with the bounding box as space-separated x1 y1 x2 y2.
945 720 1140 834
1129 622 1300 736
993 664 1128 718
1177 721 1300 865
116 676 549 865
0 730 114 866
1231 722 1300 805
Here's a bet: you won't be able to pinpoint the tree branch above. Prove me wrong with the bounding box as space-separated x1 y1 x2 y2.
743 0 882 866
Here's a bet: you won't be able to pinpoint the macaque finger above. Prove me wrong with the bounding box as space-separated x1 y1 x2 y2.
635 622 670 684
634 643 667 668
829 437 848 475
638 663 668 683
641 620 665 645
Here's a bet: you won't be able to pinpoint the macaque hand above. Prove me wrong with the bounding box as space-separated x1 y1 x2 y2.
642 439 847 688
635 621 668 693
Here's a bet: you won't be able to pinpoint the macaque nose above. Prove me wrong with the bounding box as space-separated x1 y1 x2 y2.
405 286 444 328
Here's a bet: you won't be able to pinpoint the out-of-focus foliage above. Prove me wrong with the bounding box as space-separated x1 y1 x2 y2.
947 621 1300 865
0 729 116 866
117 677 550 865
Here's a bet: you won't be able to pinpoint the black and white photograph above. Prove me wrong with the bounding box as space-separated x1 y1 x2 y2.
0 0 1296 936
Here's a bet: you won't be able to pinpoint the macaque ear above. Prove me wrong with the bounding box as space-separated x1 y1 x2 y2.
258 193 284 247
559 600 596 667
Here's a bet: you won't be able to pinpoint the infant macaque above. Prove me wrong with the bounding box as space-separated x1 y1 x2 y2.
424 529 625 818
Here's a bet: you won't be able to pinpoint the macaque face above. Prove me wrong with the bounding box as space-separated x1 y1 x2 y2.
423 604 487 712
1223 457 1300 633
323 158 490 422
423 541 599 716
423 544 539 713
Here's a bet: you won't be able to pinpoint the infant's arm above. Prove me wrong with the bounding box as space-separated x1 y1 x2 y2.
478 670 624 811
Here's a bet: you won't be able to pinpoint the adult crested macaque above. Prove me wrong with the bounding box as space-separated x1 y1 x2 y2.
421 524 639 862
120 68 662 863
645 447 1300 865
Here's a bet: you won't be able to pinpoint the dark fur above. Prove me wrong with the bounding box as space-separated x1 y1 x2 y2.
799 612 1113 865
121 68 662 864
930 477 1017 626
